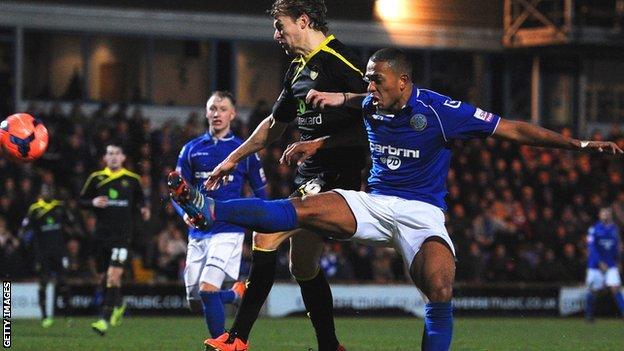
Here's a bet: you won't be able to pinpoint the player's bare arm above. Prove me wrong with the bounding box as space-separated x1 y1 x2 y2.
492 118 623 154
306 89 366 109
205 115 288 190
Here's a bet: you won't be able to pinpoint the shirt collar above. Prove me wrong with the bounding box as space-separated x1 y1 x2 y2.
204 131 235 142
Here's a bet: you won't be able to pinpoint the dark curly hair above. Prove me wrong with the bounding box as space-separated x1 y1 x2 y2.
269 0 329 34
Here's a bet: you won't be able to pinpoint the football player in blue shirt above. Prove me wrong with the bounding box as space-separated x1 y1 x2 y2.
171 91 267 343
168 48 622 351
585 207 624 321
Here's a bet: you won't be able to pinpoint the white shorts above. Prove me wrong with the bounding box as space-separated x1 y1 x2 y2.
333 190 455 268
184 232 244 301
586 267 622 291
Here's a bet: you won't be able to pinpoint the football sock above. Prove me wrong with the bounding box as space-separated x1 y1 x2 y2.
102 287 119 321
38 282 47 319
200 290 226 338
112 286 122 307
297 270 338 351
57 279 71 317
422 302 453 351
614 291 624 316
214 199 298 233
230 249 277 342
219 290 236 304
585 292 595 320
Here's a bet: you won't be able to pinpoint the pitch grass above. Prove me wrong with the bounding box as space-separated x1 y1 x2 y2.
12 316 624 350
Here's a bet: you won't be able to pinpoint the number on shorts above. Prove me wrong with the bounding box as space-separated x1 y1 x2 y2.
110 247 128 263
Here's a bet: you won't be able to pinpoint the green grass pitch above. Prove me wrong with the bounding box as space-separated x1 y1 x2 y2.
12 316 624 350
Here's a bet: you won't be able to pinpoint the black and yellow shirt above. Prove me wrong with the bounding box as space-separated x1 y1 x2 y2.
79 167 145 244
22 199 73 252
272 35 368 177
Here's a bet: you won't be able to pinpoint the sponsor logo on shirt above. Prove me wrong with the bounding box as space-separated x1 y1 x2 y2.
473 108 494 122
370 142 420 170
191 152 211 157
107 199 129 207
297 114 323 126
370 142 420 158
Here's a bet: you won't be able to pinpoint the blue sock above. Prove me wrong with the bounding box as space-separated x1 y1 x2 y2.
585 291 595 320
422 302 453 351
199 291 225 338
615 291 624 316
214 198 298 232
219 290 236 304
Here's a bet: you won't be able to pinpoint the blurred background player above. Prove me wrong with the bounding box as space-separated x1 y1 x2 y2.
80 142 151 335
202 1 367 350
20 185 80 328
585 207 624 321
171 91 267 342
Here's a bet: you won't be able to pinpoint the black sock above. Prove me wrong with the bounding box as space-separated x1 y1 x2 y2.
102 287 119 320
38 283 47 319
56 278 71 318
230 249 277 342
113 286 122 307
297 270 338 351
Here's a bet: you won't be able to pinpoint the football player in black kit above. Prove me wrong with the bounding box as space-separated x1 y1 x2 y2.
198 1 367 350
21 185 80 328
80 142 150 335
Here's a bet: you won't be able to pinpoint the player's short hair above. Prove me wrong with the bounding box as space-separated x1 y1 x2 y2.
210 90 236 107
106 140 126 154
370 48 412 79
269 0 329 35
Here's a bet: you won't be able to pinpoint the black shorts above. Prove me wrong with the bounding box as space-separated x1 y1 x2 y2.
291 169 362 198
94 243 131 273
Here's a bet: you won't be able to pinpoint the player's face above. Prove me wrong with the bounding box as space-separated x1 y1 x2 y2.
206 95 236 134
365 60 407 112
599 208 612 222
104 145 125 170
273 15 305 56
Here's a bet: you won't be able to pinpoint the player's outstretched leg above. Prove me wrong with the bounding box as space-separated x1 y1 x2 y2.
167 171 298 233
168 171 214 230
411 238 455 351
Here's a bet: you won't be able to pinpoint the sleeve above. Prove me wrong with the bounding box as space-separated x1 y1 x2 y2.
430 94 501 140
79 173 97 208
587 226 596 252
175 143 193 182
272 65 298 123
133 177 147 210
245 152 268 199
272 87 298 123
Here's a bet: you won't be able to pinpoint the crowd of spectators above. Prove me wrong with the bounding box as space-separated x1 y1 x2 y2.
1 101 623 286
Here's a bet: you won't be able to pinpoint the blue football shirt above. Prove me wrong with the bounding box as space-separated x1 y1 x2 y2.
587 221 621 269
175 131 267 239
362 86 500 211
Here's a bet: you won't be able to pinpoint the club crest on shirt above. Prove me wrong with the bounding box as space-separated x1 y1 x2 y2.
310 70 318 80
410 114 427 132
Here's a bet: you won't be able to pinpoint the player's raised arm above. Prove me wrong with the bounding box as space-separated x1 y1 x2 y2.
492 118 623 154
205 115 288 190
306 89 366 110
